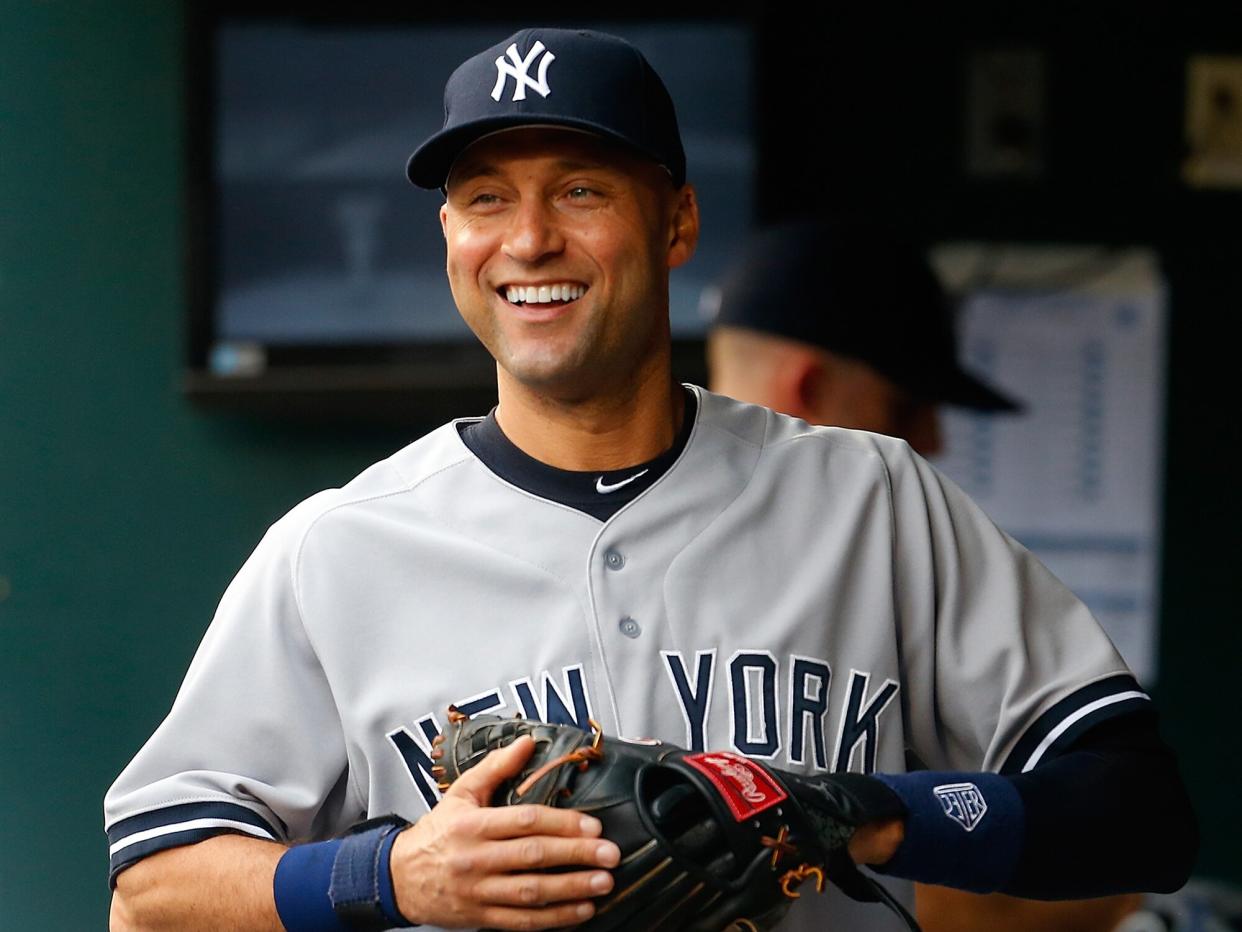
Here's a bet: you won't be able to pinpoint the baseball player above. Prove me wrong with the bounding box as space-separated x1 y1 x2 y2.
105 27 1196 932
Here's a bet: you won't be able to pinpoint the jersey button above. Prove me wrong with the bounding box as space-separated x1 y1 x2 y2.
604 550 625 570
618 616 642 638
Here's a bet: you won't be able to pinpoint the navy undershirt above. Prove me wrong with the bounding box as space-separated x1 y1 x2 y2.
456 389 1195 897
457 386 697 521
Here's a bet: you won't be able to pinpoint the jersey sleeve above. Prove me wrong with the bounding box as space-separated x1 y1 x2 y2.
103 497 357 886
883 440 1151 776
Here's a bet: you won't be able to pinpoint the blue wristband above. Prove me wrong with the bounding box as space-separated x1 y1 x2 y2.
275 838 347 931
274 819 414 931
871 771 1025 893
374 828 404 925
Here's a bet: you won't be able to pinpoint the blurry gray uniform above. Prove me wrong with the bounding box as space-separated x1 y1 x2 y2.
105 386 1149 931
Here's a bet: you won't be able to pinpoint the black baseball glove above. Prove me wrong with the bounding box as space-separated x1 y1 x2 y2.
432 708 920 932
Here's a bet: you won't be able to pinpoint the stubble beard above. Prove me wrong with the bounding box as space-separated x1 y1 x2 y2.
493 304 667 404
494 312 613 400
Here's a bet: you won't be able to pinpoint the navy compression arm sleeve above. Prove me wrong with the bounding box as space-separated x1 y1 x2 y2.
872 711 1197 897
1003 711 1198 899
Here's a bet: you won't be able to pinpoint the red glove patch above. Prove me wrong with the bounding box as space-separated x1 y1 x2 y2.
685 751 788 821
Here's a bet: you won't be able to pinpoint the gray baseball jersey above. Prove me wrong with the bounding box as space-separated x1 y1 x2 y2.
104 385 1149 931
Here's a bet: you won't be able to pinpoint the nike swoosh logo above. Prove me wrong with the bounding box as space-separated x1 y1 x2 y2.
596 469 649 494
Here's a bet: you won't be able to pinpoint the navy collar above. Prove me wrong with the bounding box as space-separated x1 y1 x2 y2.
457 386 698 521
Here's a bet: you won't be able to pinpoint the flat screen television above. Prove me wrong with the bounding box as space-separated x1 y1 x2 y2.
184 10 758 422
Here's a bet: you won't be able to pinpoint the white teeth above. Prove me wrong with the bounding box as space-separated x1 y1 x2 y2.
504 283 585 304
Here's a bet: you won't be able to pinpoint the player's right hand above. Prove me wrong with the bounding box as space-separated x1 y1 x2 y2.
389 734 621 929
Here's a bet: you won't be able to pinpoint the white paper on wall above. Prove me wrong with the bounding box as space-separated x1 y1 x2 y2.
930 246 1167 683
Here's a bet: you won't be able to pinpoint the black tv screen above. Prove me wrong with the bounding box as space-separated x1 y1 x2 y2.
188 15 757 418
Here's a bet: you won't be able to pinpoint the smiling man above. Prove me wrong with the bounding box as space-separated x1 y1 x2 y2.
105 27 1195 932
438 126 698 470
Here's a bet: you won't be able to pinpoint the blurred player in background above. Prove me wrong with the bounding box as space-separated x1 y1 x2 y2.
705 217 1149 932
705 218 1020 456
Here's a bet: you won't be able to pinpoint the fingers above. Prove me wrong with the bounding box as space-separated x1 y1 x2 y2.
847 817 905 865
472 865 614 906
470 871 615 931
431 809 619 870
390 814 619 929
477 804 605 841
448 734 536 806
394 732 625 929
476 899 599 930
473 834 620 873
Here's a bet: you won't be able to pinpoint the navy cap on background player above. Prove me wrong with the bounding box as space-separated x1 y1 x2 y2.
704 219 1022 413
407 27 687 191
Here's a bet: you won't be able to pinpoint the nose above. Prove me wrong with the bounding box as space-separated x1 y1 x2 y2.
502 197 565 264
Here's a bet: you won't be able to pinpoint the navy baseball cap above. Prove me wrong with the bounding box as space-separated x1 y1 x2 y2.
705 219 1022 412
407 27 686 191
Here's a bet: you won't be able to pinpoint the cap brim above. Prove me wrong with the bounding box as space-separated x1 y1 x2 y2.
406 117 670 190
934 368 1023 413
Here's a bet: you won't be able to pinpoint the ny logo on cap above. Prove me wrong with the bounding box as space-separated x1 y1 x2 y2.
491 40 556 102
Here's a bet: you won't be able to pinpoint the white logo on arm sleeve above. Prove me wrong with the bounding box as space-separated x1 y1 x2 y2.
933 782 988 831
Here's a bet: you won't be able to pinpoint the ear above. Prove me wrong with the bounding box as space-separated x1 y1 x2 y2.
788 352 829 421
665 183 700 269
439 202 449 240
764 348 827 422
